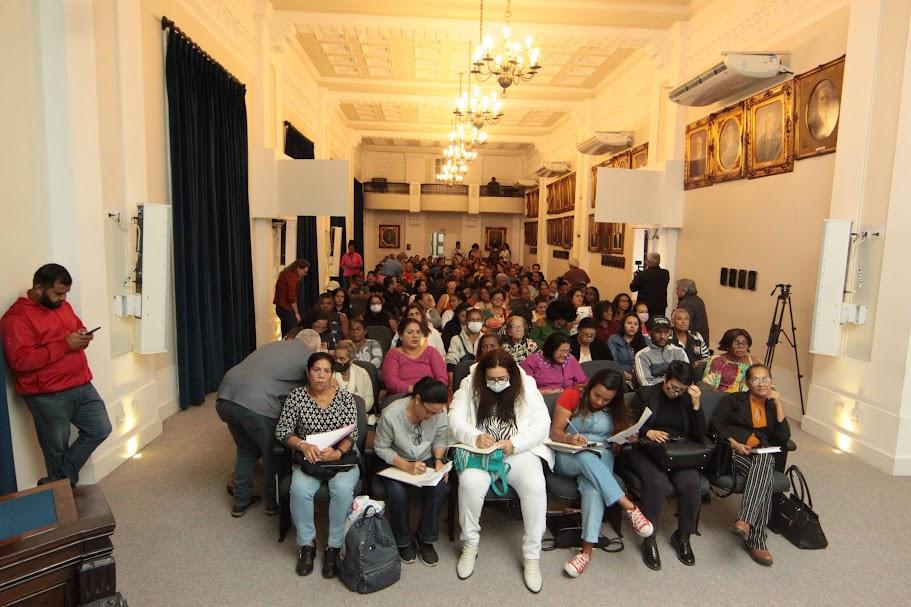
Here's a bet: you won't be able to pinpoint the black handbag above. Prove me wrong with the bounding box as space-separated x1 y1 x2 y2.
639 435 713 472
707 431 737 498
541 510 623 553
294 449 359 480
768 465 828 549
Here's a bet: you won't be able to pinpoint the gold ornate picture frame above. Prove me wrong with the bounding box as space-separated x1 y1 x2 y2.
746 80 795 179
607 223 625 255
378 225 400 248
795 56 844 159
485 227 506 250
611 150 631 169
684 117 712 189
631 143 649 169
710 102 746 183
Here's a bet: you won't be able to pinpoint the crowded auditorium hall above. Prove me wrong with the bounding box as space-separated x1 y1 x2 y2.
3 0 911 605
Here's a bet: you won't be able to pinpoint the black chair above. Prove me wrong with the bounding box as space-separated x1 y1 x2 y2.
276 394 368 543
581 359 624 380
367 325 393 355
380 392 408 414
451 359 475 390
352 360 380 415
699 390 795 495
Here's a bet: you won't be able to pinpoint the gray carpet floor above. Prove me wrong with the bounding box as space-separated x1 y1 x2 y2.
99 394 911 606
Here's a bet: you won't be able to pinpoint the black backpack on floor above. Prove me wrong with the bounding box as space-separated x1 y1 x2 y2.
340 507 401 593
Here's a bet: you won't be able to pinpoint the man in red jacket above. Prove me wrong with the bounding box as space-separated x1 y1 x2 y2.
1 264 112 486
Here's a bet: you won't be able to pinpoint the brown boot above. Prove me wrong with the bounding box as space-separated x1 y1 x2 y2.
748 547 773 566
731 520 750 541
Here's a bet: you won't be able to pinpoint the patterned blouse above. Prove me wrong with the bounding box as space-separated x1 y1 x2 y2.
504 338 539 364
702 354 754 393
275 386 359 446
352 339 384 369
478 407 518 441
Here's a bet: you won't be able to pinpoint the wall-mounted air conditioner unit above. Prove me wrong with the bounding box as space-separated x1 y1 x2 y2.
668 52 792 107
534 162 571 178
576 132 634 156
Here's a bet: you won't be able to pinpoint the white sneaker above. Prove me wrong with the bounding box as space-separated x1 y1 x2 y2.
457 543 478 579
523 558 542 593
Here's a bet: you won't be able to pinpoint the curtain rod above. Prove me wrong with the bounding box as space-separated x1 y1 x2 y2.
161 16 244 88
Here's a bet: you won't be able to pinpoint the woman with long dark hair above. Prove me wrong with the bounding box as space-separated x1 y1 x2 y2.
449 350 552 593
611 292 633 321
550 369 654 577
607 313 650 386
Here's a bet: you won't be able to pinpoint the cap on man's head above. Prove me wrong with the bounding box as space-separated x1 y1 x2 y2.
648 316 672 331
569 258 579 267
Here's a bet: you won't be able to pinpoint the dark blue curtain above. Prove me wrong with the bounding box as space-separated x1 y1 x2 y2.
164 21 256 408
284 121 314 160
0 351 17 495
353 179 364 256
330 216 346 279
296 217 319 311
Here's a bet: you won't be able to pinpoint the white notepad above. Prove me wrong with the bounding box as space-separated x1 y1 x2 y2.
304 423 356 450
377 461 453 487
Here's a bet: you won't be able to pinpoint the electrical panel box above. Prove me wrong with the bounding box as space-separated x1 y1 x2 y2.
134 203 170 354
810 219 852 356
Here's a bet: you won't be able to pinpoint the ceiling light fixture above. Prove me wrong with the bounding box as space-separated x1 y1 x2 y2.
454 61 503 129
471 0 541 96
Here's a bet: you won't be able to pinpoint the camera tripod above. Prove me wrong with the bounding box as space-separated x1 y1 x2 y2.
764 284 805 414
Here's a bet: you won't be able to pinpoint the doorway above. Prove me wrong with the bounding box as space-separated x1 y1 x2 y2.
430 231 445 258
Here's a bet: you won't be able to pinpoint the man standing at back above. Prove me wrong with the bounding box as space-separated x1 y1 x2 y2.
630 252 671 316
562 259 590 286
1 264 112 486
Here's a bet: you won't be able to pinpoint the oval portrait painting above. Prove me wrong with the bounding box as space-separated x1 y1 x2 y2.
718 118 741 169
381 228 397 246
807 78 840 140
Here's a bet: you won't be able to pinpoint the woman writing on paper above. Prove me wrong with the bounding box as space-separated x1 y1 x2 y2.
448 350 552 594
710 364 791 567
275 352 359 579
550 369 654 578
374 378 450 567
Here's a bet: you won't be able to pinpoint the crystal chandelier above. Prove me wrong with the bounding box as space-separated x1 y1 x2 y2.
471 0 541 96
436 158 466 185
454 65 503 129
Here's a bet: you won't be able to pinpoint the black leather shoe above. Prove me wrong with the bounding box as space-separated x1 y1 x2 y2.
642 537 661 570
322 547 340 578
296 545 315 576
231 495 261 518
671 531 695 566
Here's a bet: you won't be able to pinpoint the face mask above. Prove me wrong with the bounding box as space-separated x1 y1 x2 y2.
486 379 510 393
467 321 483 334
334 361 350 373
370 304 382 313
637 312 649 324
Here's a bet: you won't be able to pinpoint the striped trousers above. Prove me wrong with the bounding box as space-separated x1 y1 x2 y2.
732 451 775 550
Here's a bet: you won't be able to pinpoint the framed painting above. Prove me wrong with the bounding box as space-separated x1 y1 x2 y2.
378 225 400 248
607 223 625 255
746 79 795 178
710 102 746 182
795 56 845 159
485 227 506 250
611 150 631 169
684 117 712 189
631 143 649 169
561 216 574 249
588 215 599 252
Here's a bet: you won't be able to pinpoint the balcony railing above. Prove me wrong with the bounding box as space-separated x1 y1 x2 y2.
363 181 409 194
421 183 469 195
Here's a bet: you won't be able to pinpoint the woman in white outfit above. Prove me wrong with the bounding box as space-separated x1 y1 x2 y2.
448 349 553 593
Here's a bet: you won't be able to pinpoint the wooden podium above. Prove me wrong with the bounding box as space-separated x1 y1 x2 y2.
0 481 124 606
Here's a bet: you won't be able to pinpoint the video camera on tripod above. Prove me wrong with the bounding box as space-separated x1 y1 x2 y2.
765 283 805 414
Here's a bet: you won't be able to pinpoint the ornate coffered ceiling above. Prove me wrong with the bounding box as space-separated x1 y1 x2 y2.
269 1 692 149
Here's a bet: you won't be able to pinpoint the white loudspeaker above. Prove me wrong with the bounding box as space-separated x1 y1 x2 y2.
810 219 852 356
134 203 170 354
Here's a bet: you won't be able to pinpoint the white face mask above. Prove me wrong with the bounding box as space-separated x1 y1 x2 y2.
370 304 382 313
637 312 649 324
486 379 510 393
467 321 483 334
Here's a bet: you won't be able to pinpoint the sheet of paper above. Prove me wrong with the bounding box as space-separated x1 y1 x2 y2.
543 439 604 454
447 442 499 455
607 407 652 444
305 423 356 450
748 446 782 454
377 461 452 487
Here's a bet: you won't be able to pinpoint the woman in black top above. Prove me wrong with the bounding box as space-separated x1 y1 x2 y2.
363 294 396 332
711 363 790 567
570 317 613 363
627 360 706 570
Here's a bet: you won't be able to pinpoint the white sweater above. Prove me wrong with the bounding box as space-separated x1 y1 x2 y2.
332 364 374 412
448 372 553 470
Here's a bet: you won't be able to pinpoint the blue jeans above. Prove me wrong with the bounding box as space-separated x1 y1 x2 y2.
215 399 278 510
290 465 360 548
554 451 624 544
381 459 447 547
25 383 112 485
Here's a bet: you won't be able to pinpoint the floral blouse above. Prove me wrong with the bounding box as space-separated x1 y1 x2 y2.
275 386 359 446
504 338 539 364
702 354 754 393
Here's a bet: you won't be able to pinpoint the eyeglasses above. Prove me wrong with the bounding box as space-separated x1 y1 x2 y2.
665 383 688 395
731 340 750 347
413 423 423 446
749 377 773 385
486 377 509 386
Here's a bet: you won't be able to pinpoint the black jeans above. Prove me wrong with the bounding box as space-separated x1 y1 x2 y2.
381 458 447 547
626 447 702 539
215 399 278 509
275 306 296 338
25 383 112 485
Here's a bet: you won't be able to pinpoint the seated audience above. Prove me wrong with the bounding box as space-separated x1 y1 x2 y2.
275 352 359 578
583 286 600 307
611 292 633 322
298 309 331 351
633 301 651 335
634 316 689 387
593 300 618 342
529 300 576 347
570 317 613 363
382 318 448 395
627 361 706 570
483 288 510 333
440 290 466 327
702 329 756 393
383 276 407 314
374 378 450 565
348 317 383 368
567 287 591 335
318 292 349 344
503 315 540 364
418 291 443 331
607 314 649 386
446 307 484 382
475 285 493 312
331 340 374 413
676 278 710 347
442 302 471 351
550 369 654 577
364 294 396 332
521 332 588 393
391 303 446 357
531 295 549 324
332 288 352 319
510 285 536 320
449 350 552 593
669 308 710 363
710 364 790 567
